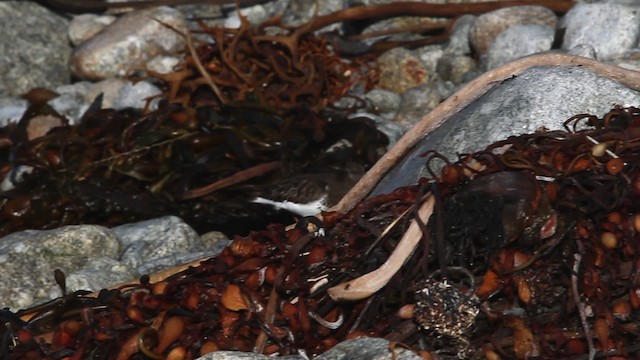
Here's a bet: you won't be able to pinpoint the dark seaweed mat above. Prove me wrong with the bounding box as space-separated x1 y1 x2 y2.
0 98 387 237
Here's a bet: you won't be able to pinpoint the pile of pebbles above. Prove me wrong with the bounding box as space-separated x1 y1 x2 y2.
2 0 640 357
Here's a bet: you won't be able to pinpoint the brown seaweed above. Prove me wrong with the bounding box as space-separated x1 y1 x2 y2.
6 106 640 359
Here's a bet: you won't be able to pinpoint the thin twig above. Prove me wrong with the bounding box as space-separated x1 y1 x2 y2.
177 161 281 200
572 242 596 360
185 28 228 104
254 286 279 353
300 1 574 34
364 204 414 256
346 21 451 42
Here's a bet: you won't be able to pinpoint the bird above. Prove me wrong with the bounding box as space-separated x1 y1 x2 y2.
186 160 364 236
250 160 365 217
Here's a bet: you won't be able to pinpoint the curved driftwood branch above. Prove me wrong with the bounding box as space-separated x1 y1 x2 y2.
332 53 640 214
327 195 434 301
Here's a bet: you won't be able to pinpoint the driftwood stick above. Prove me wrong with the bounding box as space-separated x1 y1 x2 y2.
332 53 640 214
303 1 574 34
177 161 280 200
327 195 434 301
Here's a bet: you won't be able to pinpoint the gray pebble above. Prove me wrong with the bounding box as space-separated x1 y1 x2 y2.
567 44 598 59
86 78 132 108
445 14 476 56
486 24 555 69
0 216 223 310
59 78 154 110
197 352 303 360
146 55 182 74
283 0 343 30
416 44 444 73
436 55 477 84
53 78 161 120
470 6 557 56
195 338 422 360
111 80 162 110
224 4 270 28
48 92 89 124
0 97 28 126
377 48 431 94
114 216 206 272
137 248 228 276
561 3 640 61
53 257 135 297
200 231 231 251
314 338 423 360
68 14 116 46
70 6 187 79
394 84 442 128
365 89 402 114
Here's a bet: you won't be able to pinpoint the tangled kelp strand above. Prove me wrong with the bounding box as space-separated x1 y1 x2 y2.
150 11 379 112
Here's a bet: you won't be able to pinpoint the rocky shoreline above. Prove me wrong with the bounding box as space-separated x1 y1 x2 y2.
2 0 640 358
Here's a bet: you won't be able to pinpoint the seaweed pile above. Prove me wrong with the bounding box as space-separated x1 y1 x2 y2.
0 12 386 237
0 99 386 237
5 106 640 359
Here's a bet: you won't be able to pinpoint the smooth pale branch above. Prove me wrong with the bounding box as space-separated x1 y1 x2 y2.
328 195 434 301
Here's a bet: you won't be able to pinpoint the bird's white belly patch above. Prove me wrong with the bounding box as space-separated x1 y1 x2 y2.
251 196 327 217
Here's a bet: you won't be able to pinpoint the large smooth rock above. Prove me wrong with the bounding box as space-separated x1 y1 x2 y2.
0 225 121 310
0 216 229 311
372 65 640 196
196 338 422 360
0 2 71 97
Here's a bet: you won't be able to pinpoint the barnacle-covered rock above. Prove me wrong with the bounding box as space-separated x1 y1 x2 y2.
414 278 479 339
